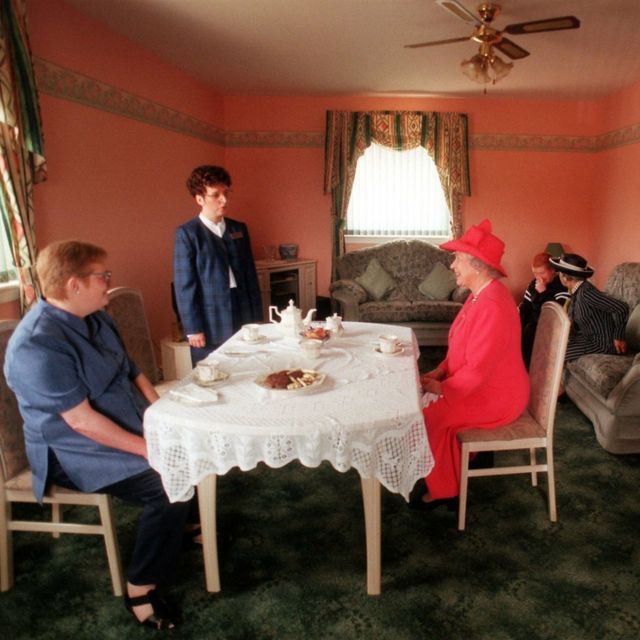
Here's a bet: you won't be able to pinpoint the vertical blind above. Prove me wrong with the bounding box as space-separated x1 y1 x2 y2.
346 142 451 237
0 227 16 282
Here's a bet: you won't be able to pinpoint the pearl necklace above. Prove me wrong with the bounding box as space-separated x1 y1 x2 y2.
471 278 493 303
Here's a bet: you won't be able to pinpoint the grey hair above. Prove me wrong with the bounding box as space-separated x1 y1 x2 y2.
468 255 503 280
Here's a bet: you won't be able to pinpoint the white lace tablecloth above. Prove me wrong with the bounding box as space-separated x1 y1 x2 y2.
144 322 433 502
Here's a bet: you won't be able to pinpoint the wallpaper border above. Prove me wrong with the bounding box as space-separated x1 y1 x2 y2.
34 57 225 146
34 58 640 153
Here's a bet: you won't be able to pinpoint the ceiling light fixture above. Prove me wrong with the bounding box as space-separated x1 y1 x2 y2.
460 42 512 85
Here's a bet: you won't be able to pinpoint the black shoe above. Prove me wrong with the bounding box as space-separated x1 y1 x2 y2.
124 589 181 630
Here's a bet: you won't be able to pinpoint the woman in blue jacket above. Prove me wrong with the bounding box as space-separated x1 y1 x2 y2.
4 240 191 630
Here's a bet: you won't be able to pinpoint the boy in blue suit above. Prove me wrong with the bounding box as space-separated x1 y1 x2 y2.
173 165 262 365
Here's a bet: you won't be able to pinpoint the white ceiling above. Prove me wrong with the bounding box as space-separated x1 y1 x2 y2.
62 0 640 100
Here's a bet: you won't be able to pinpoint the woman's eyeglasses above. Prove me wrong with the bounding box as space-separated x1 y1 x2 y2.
77 271 112 282
203 189 232 200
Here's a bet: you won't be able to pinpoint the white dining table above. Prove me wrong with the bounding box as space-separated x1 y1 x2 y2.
143 321 433 595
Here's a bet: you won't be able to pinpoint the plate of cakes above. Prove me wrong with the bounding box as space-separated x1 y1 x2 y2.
254 368 326 394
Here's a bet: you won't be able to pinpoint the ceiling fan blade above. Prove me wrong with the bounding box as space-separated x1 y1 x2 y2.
504 16 580 35
405 36 470 49
494 38 530 60
435 0 480 26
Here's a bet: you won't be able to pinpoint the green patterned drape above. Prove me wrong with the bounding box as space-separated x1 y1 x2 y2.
323 111 470 279
0 0 46 311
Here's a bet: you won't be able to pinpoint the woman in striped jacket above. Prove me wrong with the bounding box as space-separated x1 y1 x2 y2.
550 254 629 361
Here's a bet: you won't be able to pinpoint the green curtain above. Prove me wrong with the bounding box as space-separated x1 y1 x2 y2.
0 0 46 311
324 111 470 279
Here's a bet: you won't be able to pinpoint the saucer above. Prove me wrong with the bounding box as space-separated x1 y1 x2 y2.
242 334 267 344
374 346 404 357
192 370 230 387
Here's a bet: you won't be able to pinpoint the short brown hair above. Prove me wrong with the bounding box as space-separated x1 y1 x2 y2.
186 165 231 198
36 240 107 300
532 252 552 269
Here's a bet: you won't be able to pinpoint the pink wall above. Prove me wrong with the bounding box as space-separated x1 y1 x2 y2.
21 0 640 356
27 0 226 351
591 82 640 287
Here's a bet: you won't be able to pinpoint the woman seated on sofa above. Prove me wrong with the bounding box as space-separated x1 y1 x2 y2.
549 253 629 361
416 219 529 509
4 240 192 630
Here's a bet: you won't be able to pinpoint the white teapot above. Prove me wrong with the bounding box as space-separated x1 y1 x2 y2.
325 312 344 337
269 299 316 338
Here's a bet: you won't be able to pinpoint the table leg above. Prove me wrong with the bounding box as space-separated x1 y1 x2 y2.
360 476 381 595
197 474 221 592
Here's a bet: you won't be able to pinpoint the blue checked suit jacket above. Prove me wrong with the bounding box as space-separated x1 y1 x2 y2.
173 216 262 346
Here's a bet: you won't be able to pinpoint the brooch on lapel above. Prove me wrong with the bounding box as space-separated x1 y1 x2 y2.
230 231 244 240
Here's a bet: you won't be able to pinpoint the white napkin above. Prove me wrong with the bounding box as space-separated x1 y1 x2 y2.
169 383 219 405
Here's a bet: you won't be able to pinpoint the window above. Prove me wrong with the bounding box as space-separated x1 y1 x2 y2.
0 225 17 284
346 142 451 243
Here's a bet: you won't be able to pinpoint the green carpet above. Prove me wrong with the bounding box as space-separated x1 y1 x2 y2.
2 350 639 639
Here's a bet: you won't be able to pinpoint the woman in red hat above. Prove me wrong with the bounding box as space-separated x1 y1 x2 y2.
416 219 529 509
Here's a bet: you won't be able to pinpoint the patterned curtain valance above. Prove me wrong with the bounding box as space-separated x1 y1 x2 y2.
0 0 46 311
324 110 470 278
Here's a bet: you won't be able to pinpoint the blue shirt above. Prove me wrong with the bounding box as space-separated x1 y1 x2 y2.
4 299 150 502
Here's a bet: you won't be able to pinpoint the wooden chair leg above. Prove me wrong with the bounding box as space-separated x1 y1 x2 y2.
529 448 538 486
97 497 124 596
458 444 471 531
546 446 557 522
0 494 13 591
51 503 62 539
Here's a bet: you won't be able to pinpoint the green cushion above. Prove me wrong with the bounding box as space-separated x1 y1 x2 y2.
418 262 457 300
625 303 640 351
355 258 396 301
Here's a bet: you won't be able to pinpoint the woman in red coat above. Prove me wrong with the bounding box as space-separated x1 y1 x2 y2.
418 219 529 508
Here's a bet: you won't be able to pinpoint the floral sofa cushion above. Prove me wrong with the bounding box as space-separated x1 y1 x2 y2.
566 353 635 399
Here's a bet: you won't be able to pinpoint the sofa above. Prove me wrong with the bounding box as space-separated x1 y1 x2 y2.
565 262 640 454
329 239 469 346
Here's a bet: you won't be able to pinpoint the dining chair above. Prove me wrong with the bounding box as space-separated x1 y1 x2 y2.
457 302 571 531
0 320 124 595
106 286 175 394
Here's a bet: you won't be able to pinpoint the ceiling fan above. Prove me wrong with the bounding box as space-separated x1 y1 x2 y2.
406 1 580 85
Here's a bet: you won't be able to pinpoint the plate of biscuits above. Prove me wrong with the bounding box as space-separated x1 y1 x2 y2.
255 368 326 393
299 326 331 342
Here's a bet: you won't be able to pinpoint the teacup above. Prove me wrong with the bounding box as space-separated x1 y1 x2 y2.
242 323 260 342
299 338 323 360
378 334 400 354
196 360 219 382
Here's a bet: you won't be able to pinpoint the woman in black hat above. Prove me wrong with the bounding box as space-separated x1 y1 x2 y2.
550 254 629 361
